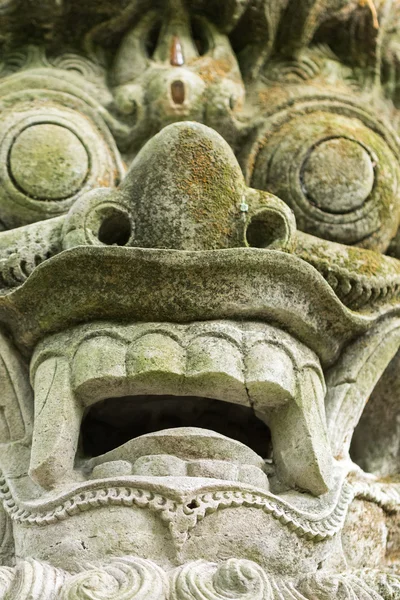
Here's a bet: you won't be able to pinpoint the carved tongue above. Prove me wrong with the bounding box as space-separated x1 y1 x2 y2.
87 427 266 471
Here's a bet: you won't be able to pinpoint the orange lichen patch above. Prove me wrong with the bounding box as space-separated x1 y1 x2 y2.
359 0 379 29
173 127 243 247
96 174 113 187
257 86 292 108
193 58 237 85
97 165 123 187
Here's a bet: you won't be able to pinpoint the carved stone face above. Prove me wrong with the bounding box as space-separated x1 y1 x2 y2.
0 1 399 598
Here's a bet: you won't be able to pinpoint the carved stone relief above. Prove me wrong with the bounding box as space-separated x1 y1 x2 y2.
0 0 399 598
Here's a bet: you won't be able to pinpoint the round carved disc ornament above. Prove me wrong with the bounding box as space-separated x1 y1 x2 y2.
301 137 375 213
248 102 400 251
9 124 89 201
0 85 124 228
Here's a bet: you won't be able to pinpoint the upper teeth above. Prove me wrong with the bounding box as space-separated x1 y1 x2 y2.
29 320 333 496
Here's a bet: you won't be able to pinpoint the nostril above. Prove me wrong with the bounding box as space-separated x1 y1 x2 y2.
246 210 289 249
171 80 185 105
97 208 132 246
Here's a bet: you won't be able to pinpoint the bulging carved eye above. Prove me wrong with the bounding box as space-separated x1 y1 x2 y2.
301 137 375 214
0 84 123 229
9 124 89 201
245 99 400 252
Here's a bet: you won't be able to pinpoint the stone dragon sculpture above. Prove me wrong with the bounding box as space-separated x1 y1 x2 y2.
0 0 398 598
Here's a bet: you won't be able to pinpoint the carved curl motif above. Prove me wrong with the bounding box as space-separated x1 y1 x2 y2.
0 558 398 600
59 557 169 600
171 559 272 600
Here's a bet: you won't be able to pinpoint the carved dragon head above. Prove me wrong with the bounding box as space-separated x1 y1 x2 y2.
0 1 398 598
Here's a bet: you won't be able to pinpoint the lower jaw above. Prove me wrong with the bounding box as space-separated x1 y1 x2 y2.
81 394 273 491
8 461 349 574
3 415 348 572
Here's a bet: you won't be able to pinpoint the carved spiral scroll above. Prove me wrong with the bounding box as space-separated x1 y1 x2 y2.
247 99 400 252
1 559 66 600
298 570 400 600
59 557 169 600
0 567 13 597
170 559 273 600
0 558 397 600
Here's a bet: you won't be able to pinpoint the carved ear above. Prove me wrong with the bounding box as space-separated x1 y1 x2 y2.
325 317 400 459
0 328 33 445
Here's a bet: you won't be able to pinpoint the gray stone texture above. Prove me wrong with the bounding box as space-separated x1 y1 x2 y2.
0 1 398 598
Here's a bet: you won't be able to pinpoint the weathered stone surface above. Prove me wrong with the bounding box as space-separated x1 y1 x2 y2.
0 1 398 598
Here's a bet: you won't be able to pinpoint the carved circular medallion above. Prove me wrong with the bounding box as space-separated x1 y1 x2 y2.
9 124 89 201
0 82 124 229
246 99 400 251
301 137 375 214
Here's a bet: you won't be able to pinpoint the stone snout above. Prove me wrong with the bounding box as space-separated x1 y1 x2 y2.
61 121 296 252
28 320 333 498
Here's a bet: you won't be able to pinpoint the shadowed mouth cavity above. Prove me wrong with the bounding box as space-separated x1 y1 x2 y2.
81 395 272 460
79 395 272 489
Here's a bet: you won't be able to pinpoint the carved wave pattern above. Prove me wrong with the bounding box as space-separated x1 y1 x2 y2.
353 480 400 513
2 475 398 551
0 475 355 544
0 558 398 600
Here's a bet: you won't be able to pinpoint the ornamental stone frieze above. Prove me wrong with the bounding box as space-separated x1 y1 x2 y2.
0 1 399 598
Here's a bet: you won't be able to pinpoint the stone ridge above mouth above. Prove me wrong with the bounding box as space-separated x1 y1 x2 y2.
6 245 370 363
29 319 334 498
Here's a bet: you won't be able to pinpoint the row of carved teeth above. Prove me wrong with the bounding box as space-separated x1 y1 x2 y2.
32 321 319 407
89 457 270 490
307 259 400 309
29 320 334 497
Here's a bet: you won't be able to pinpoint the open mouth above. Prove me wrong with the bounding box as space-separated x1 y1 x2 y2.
29 319 334 497
82 394 272 459
80 394 272 489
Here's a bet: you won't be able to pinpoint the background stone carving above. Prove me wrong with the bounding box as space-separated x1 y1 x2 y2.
0 558 398 599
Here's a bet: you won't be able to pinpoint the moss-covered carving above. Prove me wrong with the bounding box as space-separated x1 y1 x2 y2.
0 2 398 599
